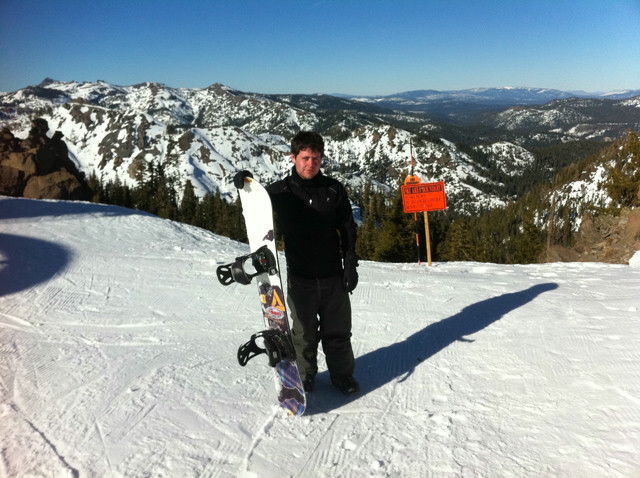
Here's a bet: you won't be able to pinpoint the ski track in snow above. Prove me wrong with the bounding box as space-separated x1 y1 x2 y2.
1 196 640 477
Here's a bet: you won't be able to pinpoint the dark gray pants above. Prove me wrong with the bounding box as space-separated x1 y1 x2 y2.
287 274 354 379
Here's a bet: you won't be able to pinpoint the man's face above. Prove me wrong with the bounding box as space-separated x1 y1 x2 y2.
291 147 322 180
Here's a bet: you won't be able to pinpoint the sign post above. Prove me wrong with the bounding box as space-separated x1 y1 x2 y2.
401 175 447 266
424 211 431 266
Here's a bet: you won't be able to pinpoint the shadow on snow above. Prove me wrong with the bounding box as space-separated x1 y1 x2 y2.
0 233 73 296
0 197 150 296
306 282 559 415
0 196 151 221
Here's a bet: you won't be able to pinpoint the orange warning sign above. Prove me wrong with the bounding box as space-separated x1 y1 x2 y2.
401 178 447 213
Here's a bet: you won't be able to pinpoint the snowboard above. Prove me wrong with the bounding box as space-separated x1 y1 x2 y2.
216 177 306 416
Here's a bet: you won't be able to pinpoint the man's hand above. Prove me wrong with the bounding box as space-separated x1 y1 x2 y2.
343 252 359 293
233 170 253 189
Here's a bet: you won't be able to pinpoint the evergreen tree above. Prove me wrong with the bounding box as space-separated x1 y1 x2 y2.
110 172 132 208
87 171 101 203
439 217 474 261
227 197 247 242
372 193 415 262
196 192 217 231
132 161 156 213
513 209 544 263
154 162 179 220
560 205 573 247
356 181 378 260
474 213 496 262
180 180 199 225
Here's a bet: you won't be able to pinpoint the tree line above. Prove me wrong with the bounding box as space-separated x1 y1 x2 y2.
352 181 546 264
87 161 247 243
84 165 571 265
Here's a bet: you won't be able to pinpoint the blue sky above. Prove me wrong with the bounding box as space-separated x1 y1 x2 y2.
1 0 639 95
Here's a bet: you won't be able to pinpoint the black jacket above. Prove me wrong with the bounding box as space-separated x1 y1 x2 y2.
267 167 357 280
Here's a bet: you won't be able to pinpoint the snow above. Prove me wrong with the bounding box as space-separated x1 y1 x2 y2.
622 97 640 108
1 196 640 478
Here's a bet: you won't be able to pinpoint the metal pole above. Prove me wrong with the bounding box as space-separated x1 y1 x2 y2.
410 139 421 264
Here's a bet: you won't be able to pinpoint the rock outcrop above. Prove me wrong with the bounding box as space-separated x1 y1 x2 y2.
572 208 640 264
548 208 640 264
0 118 91 200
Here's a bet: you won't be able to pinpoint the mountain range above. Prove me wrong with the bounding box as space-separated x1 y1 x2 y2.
339 86 640 120
1 79 639 216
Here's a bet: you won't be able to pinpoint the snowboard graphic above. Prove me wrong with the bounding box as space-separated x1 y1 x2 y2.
217 177 306 416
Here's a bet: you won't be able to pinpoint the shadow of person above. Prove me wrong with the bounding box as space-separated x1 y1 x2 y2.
0 196 148 221
306 282 559 415
0 233 72 296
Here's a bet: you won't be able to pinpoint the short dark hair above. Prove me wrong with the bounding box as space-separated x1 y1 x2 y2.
291 131 324 157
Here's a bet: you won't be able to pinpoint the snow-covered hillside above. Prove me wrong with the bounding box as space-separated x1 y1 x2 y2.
1 196 639 477
2 79 608 213
485 97 640 140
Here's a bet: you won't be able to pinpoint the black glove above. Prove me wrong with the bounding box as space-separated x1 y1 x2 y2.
343 252 359 293
233 170 253 189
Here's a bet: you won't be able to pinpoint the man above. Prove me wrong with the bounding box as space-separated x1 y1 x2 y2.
234 131 359 395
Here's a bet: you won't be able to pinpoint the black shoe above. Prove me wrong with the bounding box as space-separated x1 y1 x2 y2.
331 375 360 396
302 375 315 393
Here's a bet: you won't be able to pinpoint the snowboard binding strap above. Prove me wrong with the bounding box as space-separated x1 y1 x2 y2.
238 329 296 367
217 245 277 286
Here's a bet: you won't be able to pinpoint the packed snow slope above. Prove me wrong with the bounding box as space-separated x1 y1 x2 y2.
1 196 639 478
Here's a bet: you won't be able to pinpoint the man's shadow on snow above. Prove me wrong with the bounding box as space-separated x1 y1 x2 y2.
0 234 72 296
307 282 558 415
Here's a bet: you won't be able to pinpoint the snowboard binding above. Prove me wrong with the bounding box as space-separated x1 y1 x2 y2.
217 245 278 286
238 329 296 367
